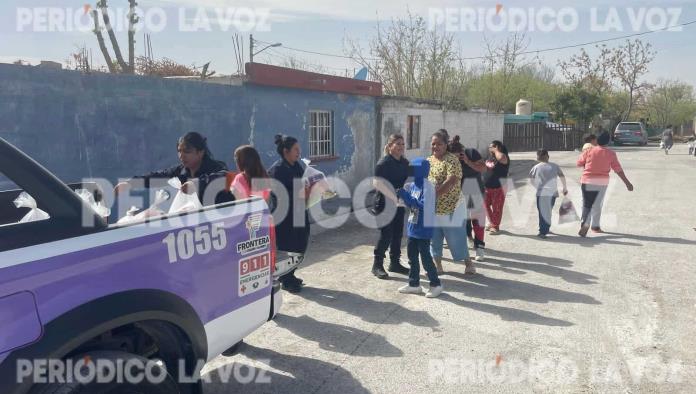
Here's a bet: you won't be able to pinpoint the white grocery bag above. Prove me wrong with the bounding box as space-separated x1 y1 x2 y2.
168 178 203 214
13 192 50 223
301 158 336 209
75 189 111 219
117 189 169 225
558 196 579 224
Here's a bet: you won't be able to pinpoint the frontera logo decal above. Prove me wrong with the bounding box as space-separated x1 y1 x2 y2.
237 213 270 255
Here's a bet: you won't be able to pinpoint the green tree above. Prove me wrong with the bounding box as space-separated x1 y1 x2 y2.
553 87 603 131
642 80 696 129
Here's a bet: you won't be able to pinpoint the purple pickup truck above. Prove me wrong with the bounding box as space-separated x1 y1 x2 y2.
0 137 288 393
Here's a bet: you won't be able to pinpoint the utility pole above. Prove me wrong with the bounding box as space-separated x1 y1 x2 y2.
249 34 254 63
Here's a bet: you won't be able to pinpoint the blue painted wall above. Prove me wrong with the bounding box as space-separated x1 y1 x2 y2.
0 64 376 193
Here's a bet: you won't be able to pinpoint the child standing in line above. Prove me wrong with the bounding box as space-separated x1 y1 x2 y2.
396 157 442 298
529 149 568 238
688 137 695 156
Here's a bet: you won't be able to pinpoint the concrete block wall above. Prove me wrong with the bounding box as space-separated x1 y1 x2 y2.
0 64 376 195
379 97 504 161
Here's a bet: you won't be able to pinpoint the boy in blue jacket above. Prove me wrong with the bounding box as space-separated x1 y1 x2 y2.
396 157 443 298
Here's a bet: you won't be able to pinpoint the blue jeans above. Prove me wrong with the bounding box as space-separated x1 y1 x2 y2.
536 195 557 235
407 237 441 287
430 204 471 261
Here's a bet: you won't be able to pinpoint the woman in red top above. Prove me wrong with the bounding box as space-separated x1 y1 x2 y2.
576 132 633 237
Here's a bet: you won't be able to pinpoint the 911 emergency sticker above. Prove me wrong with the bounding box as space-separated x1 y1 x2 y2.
238 252 271 297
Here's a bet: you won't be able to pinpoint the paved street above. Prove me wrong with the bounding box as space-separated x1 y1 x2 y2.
205 144 696 393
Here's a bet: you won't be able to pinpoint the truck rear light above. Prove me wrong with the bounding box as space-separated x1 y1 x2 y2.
634 131 642 136
268 216 276 275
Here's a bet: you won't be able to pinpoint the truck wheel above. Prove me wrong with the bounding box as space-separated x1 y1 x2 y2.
29 351 179 394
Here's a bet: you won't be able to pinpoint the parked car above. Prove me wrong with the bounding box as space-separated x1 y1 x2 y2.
613 122 648 146
0 137 290 393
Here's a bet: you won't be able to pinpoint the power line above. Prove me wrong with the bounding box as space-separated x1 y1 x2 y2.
262 46 356 74
255 18 696 62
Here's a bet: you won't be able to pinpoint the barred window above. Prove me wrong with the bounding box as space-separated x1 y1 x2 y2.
309 110 334 158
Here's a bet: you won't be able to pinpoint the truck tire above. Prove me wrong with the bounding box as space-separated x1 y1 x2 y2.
29 351 179 394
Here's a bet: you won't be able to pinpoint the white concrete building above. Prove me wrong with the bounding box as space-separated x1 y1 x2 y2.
378 96 504 160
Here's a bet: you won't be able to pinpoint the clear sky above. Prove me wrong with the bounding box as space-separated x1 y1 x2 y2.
1 0 695 86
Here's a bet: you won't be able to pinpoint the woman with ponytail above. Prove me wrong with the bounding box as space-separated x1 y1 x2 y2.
483 140 510 234
371 133 410 279
268 134 310 293
114 131 229 203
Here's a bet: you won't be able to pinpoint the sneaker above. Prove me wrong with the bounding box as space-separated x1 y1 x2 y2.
578 224 590 237
425 286 443 298
537 233 548 239
398 285 424 294
474 248 485 262
591 227 604 234
465 260 477 274
489 228 500 235
371 266 389 279
387 261 410 275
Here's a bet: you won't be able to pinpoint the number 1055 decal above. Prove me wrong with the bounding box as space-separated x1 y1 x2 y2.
162 222 228 263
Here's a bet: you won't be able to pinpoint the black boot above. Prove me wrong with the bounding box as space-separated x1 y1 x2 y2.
280 271 302 293
387 258 410 275
371 258 389 279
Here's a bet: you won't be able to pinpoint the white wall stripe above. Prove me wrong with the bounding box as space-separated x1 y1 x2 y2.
0 200 268 270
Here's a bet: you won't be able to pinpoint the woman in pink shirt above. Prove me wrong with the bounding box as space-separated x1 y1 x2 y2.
576 132 633 237
230 145 270 200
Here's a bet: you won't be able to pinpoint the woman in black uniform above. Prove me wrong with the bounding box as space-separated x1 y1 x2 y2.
268 134 310 293
371 133 410 279
114 132 229 204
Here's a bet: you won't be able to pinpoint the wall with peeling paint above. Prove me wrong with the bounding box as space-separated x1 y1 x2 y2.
0 64 377 195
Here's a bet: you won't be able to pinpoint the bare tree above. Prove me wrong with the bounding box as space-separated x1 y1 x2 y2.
91 0 137 73
346 12 465 105
611 39 655 121
91 9 116 73
480 33 532 112
280 56 329 74
558 44 615 95
127 0 138 73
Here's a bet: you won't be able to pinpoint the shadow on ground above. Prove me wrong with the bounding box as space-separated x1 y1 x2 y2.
273 314 403 357
296 286 439 328
380 273 577 327
203 343 370 394
505 231 693 247
477 257 598 285
440 272 601 305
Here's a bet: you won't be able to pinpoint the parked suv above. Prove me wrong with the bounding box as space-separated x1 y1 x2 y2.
613 122 648 146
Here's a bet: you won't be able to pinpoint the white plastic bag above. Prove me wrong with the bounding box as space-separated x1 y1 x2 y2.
301 158 336 209
75 189 111 219
117 189 169 225
168 178 203 214
558 196 579 224
13 192 50 223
